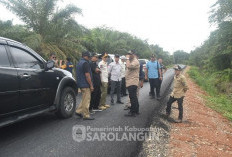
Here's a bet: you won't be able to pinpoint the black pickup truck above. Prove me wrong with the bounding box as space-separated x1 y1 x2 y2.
0 37 78 127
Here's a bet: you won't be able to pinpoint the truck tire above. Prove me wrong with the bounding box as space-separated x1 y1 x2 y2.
56 87 76 118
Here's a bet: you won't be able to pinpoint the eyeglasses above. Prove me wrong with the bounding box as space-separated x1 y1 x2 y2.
53 57 56 59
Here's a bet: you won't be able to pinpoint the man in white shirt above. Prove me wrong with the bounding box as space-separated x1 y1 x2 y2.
98 53 110 110
108 54 123 105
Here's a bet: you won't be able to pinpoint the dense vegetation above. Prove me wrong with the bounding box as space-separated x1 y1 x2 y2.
0 0 173 66
188 0 232 94
188 67 232 120
187 0 232 120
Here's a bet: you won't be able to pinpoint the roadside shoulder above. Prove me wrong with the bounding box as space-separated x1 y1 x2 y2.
169 66 232 157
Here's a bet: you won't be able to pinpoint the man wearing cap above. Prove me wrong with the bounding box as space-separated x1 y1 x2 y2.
145 54 162 99
65 57 74 73
89 53 102 113
120 56 128 97
99 53 110 110
75 51 95 120
108 54 123 105
125 50 140 117
124 52 144 111
166 65 188 123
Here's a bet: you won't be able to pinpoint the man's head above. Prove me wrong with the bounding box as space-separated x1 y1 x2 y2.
158 58 163 64
101 52 108 62
82 51 91 60
120 56 127 62
127 50 136 60
174 65 182 75
91 53 99 62
114 54 120 62
150 54 156 62
67 57 71 62
50 53 56 60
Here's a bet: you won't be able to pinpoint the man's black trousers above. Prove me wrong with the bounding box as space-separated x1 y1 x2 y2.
90 85 101 110
121 77 127 95
149 78 160 97
157 79 162 97
128 85 139 114
166 96 184 120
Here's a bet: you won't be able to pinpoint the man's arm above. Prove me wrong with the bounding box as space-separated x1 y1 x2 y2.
85 73 94 92
83 62 94 92
145 63 148 80
181 76 189 92
159 68 162 80
158 63 162 80
108 63 113 74
126 60 139 69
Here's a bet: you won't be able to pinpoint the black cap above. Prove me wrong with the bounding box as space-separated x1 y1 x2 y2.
173 65 182 71
100 52 109 58
66 57 71 62
151 54 156 58
91 52 99 57
114 54 120 58
127 50 136 55
82 51 91 57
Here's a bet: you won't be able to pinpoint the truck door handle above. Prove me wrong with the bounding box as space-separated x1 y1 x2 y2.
20 73 31 79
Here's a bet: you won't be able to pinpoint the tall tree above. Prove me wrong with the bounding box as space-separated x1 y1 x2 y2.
173 50 189 64
209 0 232 25
0 0 84 60
0 0 82 37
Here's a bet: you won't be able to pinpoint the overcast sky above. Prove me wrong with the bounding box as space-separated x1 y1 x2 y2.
0 0 217 54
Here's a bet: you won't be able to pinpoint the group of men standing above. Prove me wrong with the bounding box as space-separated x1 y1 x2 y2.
75 50 145 120
49 51 188 123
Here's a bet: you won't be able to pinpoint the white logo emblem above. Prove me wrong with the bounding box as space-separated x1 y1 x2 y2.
72 125 86 142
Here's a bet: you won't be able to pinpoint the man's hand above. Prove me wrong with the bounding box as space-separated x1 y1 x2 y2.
126 55 130 59
96 68 101 73
90 85 94 92
145 75 148 81
140 81 144 88
159 77 163 81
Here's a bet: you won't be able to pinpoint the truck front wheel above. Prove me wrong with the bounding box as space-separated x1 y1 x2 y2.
56 87 76 118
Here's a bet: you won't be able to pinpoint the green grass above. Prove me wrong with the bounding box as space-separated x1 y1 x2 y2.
188 66 232 121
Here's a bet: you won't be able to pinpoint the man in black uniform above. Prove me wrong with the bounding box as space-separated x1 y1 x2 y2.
89 53 102 113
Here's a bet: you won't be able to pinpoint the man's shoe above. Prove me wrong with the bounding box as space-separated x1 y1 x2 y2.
75 112 83 118
151 95 155 99
125 112 136 117
124 106 130 110
136 112 141 115
89 110 95 114
117 101 124 104
176 119 182 123
92 108 102 112
149 92 151 96
98 106 107 110
83 117 95 120
104 104 110 108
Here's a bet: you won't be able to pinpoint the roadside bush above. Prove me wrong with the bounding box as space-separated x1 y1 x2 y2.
188 66 232 121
